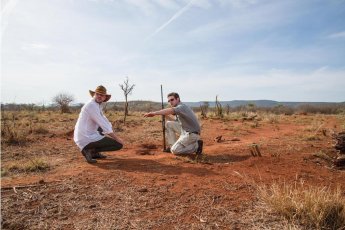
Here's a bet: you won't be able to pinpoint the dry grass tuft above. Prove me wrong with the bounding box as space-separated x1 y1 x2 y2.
25 158 50 172
263 114 280 124
0 112 55 143
257 181 345 229
1 168 8 177
305 134 321 141
1 113 28 145
33 125 50 134
6 158 50 174
313 151 334 163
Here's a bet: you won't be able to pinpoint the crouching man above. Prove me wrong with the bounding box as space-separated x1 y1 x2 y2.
74 85 124 163
144 92 203 155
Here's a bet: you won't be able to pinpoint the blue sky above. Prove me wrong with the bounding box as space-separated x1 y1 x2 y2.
1 0 345 104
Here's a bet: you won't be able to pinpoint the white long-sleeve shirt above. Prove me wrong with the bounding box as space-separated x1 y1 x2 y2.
74 98 113 150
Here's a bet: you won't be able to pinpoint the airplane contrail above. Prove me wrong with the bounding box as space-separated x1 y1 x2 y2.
1 0 19 35
146 0 195 40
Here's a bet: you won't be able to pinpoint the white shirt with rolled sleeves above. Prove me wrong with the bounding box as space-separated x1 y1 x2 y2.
74 98 113 150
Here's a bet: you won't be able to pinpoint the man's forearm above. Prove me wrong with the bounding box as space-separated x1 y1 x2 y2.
153 108 174 116
107 132 124 145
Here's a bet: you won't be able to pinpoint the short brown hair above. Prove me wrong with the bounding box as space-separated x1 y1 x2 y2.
167 92 180 99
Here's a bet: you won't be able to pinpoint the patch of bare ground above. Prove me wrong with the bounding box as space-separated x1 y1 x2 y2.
2 111 345 229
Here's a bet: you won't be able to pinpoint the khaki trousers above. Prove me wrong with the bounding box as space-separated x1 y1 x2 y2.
166 121 199 154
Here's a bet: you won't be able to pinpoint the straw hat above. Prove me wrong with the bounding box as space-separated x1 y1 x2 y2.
89 85 111 102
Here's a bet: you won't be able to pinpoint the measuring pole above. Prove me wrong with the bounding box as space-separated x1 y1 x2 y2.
161 85 167 151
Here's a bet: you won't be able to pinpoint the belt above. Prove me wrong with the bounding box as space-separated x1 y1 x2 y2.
188 131 200 135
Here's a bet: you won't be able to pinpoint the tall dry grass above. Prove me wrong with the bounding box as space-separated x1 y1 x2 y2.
257 181 345 229
1 113 29 145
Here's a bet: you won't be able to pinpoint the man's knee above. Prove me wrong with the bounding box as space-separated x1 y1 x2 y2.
117 143 123 150
171 143 183 154
111 139 123 151
171 142 197 154
166 121 175 129
170 143 178 154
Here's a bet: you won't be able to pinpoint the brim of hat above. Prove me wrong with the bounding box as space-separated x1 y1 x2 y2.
89 90 111 102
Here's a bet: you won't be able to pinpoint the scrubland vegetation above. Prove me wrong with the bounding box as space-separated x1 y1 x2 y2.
1 101 345 229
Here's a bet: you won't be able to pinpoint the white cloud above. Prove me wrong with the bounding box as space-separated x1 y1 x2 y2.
176 67 345 102
21 43 50 50
125 0 156 15
191 0 212 9
188 1 295 39
217 0 258 9
1 0 344 103
313 66 329 74
1 0 19 34
1 0 18 15
328 31 345 39
152 0 179 10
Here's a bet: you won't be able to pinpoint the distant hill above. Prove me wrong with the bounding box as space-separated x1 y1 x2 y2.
183 100 345 108
1 100 344 111
106 100 162 111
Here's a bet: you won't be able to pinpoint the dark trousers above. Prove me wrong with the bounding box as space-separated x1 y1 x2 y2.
83 137 123 153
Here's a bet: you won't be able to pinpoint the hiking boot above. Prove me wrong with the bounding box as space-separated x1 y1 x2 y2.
196 140 203 155
92 152 107 159
82 149 97 163
163 147 171 153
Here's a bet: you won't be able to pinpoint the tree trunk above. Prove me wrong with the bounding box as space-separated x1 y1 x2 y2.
123 97 128 124
61 105 70 113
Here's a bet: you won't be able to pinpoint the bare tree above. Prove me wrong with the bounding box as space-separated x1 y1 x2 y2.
52 93 74 113
119 77 135 123
215 95 223 118
200 101 209 119
225 104 231 115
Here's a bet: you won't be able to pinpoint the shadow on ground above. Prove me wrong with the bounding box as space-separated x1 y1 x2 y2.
92 157 218 177
201 153 251 164
167 152 252 164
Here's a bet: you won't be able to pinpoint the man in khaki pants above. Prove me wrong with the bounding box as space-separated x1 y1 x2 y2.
144 92 203 155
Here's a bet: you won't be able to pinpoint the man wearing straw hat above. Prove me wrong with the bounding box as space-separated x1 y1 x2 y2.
74 85 124 163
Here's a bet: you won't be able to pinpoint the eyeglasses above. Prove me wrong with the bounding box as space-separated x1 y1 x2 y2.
168 98 175 103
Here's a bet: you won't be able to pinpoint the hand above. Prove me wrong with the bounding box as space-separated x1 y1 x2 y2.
143 112 155 117
108 132 124 145
116 137 124 145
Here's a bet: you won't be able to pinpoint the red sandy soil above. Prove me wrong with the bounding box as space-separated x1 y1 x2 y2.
1 113 345 229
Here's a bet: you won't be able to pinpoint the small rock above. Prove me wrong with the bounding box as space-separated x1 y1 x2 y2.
230 137 240 141
89 204 97 209
138 188 148 193
214 136 223 143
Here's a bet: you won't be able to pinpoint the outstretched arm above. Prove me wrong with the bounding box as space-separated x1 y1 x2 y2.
144 108 175 117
